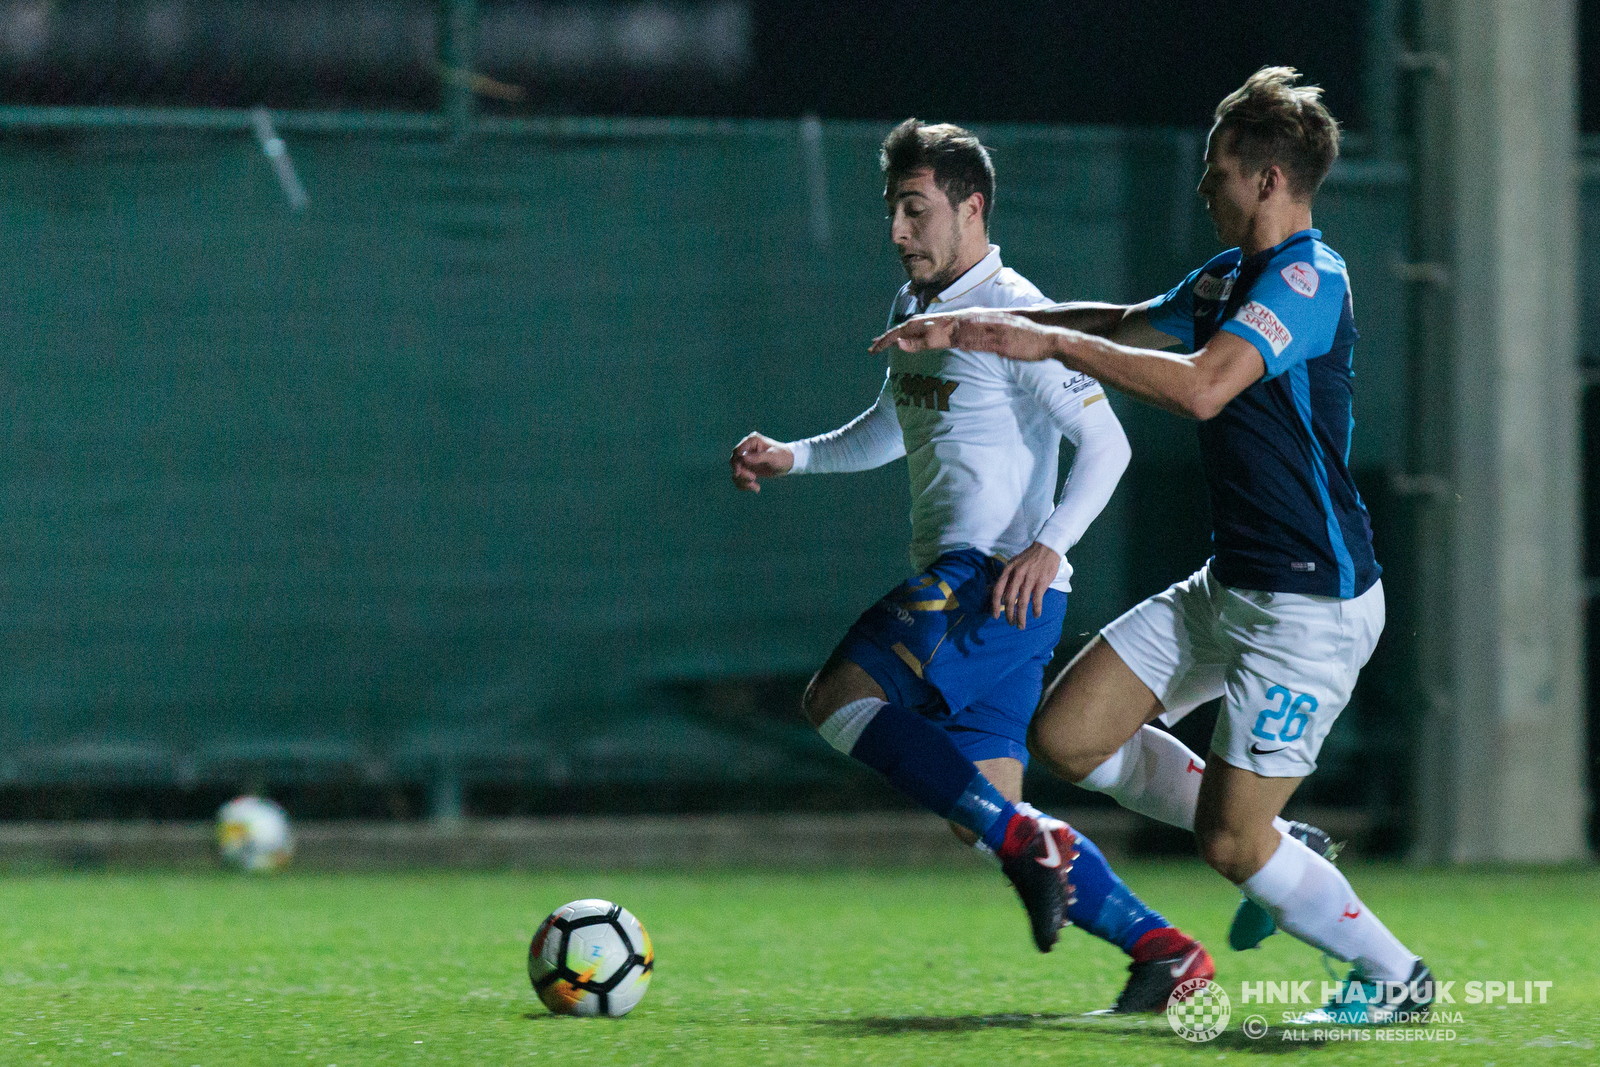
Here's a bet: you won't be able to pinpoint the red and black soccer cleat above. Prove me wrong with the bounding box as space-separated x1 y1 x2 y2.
1106 928 1217 1013
997 812 1080 953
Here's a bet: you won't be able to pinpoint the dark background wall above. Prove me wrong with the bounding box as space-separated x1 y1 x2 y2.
0 123 1412 811
0 2 1593 841
751 2 1368 128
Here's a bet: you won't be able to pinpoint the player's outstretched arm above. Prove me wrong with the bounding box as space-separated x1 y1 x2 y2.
1015 300 1181 350
730 432 794 492
731 389 908 493
877 312 1261 421
869 301 1179 355
1042 327 1264 419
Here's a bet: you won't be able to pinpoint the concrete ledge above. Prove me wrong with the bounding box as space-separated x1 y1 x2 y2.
0 808 1384 871
0 811 1126 871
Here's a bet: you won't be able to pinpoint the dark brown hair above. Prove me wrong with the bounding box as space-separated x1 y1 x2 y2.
880 118 995 226
1213 67 1340 201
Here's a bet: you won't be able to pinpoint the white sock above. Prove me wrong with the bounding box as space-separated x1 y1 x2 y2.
1080 727 1294 838
1241 835 1416 981
816 697 883 754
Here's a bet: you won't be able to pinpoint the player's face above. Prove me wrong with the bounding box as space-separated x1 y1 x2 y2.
1198 126 1259 247
886 169 965 289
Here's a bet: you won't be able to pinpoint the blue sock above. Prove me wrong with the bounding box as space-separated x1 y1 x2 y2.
846 701 1020 850
1063 830 1171 952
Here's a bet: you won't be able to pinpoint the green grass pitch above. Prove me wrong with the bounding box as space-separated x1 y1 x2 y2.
3 861 1595 1065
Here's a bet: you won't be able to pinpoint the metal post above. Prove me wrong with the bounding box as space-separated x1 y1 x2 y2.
1403 0 1457 866
431 767 465 824
1361 0 1402 158
800 114 831 250
1409 0 1588 862
441 0 478 141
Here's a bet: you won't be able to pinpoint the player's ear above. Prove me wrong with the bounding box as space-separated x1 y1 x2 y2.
962 191 985 228
1259 164 1283 201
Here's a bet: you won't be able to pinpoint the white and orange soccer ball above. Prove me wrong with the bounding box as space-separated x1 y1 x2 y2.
528 899 654 1017
215 795 294 872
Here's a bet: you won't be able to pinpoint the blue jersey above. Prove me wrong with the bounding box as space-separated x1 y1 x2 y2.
1146 229 1379 598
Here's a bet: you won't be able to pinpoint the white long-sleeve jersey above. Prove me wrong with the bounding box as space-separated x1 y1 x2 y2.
786 245 1130 593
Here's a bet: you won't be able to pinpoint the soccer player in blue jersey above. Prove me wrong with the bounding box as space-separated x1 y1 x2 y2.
874 69 1434 1025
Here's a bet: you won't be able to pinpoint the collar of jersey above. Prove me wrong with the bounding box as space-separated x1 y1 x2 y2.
1239 227 1320 268
926 244 1004 308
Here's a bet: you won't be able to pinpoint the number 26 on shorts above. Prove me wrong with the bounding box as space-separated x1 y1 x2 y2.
1251 685 1318 743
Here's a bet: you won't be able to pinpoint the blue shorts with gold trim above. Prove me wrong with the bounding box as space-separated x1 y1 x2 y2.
835 548 1067 766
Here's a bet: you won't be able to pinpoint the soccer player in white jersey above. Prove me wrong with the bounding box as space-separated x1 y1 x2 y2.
875 72 1434 1025
731 119 1214 1012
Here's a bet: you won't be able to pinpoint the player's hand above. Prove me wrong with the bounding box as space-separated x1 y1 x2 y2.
990 542 1062 629
869 311 968 353
873 310 1065 363
730 432 794 492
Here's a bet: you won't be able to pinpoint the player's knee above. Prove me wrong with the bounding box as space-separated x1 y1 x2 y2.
803 658 885 731
1024 718 1053 767
1025 716 1102 783
1062 746 1115 784
801 671 830 729
801 664 854 730
1024 718 1065 774
1195 824 1256 883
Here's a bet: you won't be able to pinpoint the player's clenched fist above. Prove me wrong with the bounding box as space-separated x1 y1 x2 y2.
730 432 794 492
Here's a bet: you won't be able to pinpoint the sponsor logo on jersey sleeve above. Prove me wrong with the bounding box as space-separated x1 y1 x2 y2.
1063 372 1101 397
1279 261 1319 298
1234 301 1293 356
1192 273 1235 302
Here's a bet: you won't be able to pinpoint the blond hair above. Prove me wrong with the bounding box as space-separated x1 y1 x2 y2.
1214 66 1340 201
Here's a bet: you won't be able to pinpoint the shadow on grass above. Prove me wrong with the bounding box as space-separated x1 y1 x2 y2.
1208 1027 1329 1053
517 1009 1329 1054
813 1013 1329 1053
820 1012 1074 1034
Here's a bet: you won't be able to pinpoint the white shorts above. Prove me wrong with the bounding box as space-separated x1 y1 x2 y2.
1101 564 1385 778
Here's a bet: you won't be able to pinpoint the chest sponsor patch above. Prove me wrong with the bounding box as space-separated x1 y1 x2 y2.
1192 273 1234 302
1234 300 1293 356
1280 261 1319 298
892 371 959 411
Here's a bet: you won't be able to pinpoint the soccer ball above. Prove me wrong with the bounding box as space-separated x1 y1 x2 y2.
215 795 294 872
528 899 654 1017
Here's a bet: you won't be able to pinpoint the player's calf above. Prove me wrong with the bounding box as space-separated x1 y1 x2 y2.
1229 820 1340 951
1193 758 1305 883
804 658 1033 865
